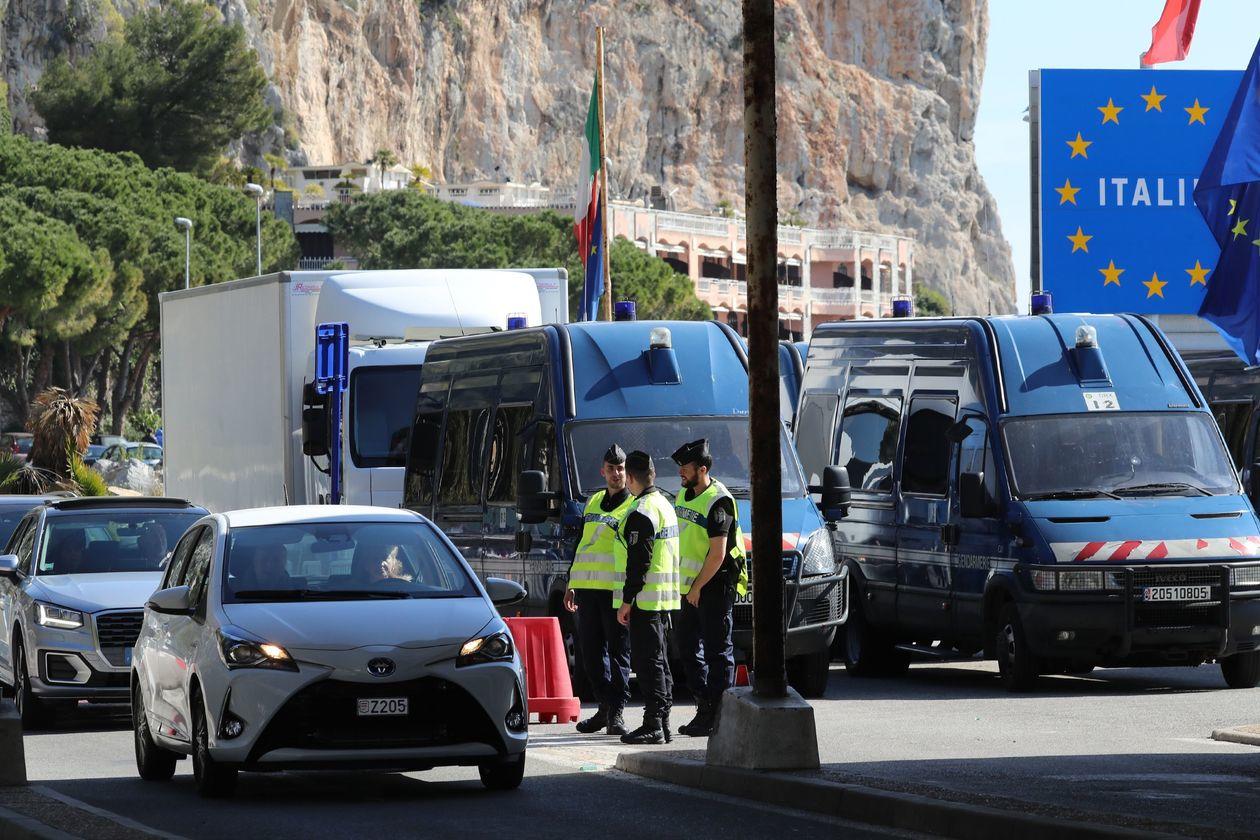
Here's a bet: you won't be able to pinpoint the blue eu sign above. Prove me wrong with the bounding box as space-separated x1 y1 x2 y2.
1039 69 1241 314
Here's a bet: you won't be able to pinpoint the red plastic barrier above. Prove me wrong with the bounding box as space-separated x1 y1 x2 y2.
734 663 750 687
503 616 580 724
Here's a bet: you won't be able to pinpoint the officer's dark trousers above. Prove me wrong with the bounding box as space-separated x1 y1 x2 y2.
574 588 630 711
628 608 673 721
675 578 735 711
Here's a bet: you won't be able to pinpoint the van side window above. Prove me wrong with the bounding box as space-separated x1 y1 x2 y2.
958 417 998 506
405 377 450 507
1212 401 1250 469
437 374 498 508
837 396 902 494
531 418 560 493
795 393 839 486
901 396 957 496
487 404 534 504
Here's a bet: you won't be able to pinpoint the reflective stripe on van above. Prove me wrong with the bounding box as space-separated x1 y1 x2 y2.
1052 536 1260 563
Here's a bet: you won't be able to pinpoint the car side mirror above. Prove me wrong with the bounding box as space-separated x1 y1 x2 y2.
301 381 330 458
960 471 990 518
0 554 19 580
517 470 557 524
485 577 527 607
820 466 851 521
147 585 193 615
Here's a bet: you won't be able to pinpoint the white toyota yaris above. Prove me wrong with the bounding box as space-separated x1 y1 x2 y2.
130 506 528 797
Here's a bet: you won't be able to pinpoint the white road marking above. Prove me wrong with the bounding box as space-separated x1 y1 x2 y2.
31 785 187 840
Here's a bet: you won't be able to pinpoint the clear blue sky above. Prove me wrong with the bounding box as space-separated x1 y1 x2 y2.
975 0 1260 312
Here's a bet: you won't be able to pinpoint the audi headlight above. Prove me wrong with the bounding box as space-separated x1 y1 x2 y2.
217 628 297 672
458 630 514 667
36 603 84 629
800 531 836 576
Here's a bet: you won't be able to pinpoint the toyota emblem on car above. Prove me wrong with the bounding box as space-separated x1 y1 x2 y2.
367 657 396 677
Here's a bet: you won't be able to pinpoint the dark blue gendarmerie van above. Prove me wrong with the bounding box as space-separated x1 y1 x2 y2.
795 313 1260 692
402 320 846 696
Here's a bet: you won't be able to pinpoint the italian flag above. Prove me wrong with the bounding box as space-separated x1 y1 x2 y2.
574 79 605 321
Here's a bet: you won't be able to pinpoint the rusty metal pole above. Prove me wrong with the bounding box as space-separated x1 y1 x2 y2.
744 0 785 699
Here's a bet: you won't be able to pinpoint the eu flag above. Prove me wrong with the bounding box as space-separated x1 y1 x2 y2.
1195 38 1260 364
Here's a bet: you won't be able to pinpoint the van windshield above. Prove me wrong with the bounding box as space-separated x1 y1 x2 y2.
1003 412 1240 499
567 417 806 498
352 366 424 468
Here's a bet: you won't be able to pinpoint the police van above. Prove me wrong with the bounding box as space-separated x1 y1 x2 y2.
402 320 846 695
795 312 1260 691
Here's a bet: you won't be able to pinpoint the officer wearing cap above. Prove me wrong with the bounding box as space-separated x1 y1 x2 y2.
613 450 680 745
671 438 748 737
565 444 636 736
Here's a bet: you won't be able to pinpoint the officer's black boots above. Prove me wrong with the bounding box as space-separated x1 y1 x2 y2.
620 718 667 745
606 708 627 736
660 709 673 742
678 708 713 737
576 706 608 734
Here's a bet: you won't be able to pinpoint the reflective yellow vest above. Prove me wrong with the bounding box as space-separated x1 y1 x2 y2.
569 490 635 591
612 489 680 612
675 479 749 596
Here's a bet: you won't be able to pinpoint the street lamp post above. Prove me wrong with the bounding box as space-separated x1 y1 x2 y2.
244 182 264 276
174 217 193 289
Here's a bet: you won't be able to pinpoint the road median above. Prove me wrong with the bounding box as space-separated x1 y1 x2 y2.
615 751 1191 840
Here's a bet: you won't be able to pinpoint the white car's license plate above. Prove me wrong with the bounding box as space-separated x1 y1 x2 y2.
1143 585 1210 602
357 697 408 717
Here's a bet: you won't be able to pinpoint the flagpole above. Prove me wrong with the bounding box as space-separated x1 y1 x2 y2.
596 26 613 321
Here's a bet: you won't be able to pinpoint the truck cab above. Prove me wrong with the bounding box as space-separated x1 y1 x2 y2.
797 313 1260 691
402 320 846 696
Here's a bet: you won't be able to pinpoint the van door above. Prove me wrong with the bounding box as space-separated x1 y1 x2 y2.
895 394 957 636
433 373 498 578
948 414 1006 646
482 368 544 593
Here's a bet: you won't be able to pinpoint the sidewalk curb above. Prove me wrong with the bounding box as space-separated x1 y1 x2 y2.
0 804 77 840
1211 726 1260 747
615 752 1185 840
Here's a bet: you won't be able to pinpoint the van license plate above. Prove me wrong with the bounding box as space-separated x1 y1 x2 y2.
1143 586 1210 602
357 697 408 716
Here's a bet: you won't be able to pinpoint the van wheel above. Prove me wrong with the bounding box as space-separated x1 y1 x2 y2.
842 600 909 677
1221 651 1260 688
13 641 49 729
787 647 831 697
479 751 526 790
191 689 237 798
133 683 178 781
995 603 1039 692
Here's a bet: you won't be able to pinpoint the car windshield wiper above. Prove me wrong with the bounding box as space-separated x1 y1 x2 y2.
1113 481 1211 497
231 589 315 600
1024 488 1121 501
231 588 413 601
306 589 414 600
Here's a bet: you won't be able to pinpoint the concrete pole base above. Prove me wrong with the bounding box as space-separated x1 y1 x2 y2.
0 699 27 785
705 686 820 770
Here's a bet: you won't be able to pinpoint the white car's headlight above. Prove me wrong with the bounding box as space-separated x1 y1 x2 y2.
217 628 297 672
36 603 84 629
458 630 514 667
800 531 837 576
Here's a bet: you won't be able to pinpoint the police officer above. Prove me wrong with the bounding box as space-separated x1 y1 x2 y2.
614 451 680 745
565 444 636 736
672 438 747 737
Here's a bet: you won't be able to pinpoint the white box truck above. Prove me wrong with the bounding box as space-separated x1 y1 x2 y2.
160 268 566 512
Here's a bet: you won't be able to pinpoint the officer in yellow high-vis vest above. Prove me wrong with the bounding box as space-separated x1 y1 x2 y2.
564 444 635 736
614 451 680 745
672 438 748 738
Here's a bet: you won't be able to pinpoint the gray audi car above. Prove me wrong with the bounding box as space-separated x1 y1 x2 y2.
0 497 207 727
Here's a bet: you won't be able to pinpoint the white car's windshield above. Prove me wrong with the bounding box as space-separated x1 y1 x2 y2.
38 512 202 575
222 521 479 602
566 416 806 498
1003 412 1240 499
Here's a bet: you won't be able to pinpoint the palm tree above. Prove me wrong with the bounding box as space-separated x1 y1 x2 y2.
371 148 398 191
28 387 99 483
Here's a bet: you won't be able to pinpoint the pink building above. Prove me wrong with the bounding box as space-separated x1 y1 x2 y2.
608 202 914 341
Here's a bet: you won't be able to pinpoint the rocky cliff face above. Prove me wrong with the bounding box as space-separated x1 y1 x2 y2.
0 0 1014 312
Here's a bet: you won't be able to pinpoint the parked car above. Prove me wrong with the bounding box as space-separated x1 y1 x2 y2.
82 445 107 467
91 434 128 448
2 433 34 462
0 497 208 726
99 443 163 467
131 505 528 797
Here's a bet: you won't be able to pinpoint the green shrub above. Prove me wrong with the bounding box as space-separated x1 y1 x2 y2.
70 455 108 496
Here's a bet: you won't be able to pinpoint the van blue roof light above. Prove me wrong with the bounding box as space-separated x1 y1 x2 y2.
892 296 912 318
614 300 637 321
507 315 527 330
1031 291 1053 315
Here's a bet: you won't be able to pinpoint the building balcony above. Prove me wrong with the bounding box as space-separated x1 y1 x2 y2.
657 211 731 236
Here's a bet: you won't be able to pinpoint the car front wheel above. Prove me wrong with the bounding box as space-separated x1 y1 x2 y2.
191 689 237 798
479 752 525 791
133 683 178 781
13 641 49 729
